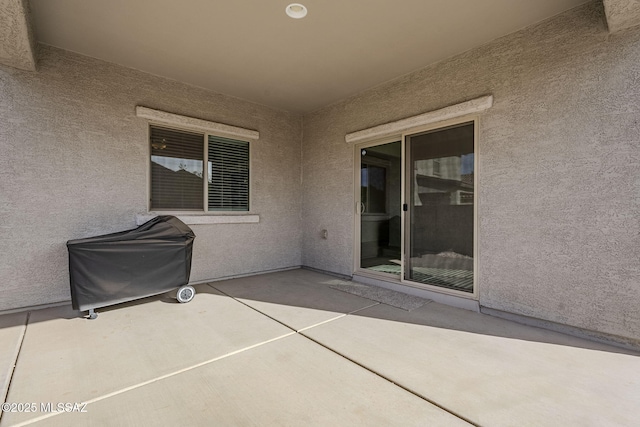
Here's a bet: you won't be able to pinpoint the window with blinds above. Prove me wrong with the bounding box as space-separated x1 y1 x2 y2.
208 136 249 211
149 125 250 211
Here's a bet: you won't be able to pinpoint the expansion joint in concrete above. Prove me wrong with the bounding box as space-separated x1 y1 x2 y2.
208 284 479 426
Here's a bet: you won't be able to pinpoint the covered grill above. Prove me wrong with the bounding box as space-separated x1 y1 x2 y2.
67 215 195 318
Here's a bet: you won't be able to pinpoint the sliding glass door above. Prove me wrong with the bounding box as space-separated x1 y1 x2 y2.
358 141 402 276
355 120 475 295
405 122 475 293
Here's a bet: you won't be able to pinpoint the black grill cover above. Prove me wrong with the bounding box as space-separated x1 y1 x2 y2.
67 216 195 311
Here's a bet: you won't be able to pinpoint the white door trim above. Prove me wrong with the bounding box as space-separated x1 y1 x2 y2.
345 95 492 144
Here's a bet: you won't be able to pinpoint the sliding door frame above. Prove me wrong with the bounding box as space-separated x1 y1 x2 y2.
400 116 479 300
353 135 402 280
352 115 479 300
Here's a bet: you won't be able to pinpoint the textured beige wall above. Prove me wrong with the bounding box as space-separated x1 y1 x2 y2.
302 2 640 342
603 0 640 33
0 0 38 71
0 45 302 311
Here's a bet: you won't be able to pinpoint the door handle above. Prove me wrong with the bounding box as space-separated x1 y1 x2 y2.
357 202 366 214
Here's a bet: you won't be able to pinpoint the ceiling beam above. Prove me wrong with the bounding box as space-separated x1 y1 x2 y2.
603 0 640 33
0 0 37 71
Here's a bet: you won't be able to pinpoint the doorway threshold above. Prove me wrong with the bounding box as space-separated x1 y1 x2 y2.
352 272 479 313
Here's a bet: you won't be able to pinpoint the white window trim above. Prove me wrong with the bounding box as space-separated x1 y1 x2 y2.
136 106 259 141
344 95 492 144
137 107 259 224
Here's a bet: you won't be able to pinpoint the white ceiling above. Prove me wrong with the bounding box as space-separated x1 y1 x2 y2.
30 0 589 113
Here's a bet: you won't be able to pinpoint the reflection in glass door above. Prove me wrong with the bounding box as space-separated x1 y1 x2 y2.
359 141 402 275
405 122 475 292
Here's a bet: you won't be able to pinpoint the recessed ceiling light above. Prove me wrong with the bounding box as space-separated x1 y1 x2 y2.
286 3 307 19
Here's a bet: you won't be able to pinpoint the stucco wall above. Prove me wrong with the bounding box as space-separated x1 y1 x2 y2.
0 45 302 311
302 2 640 342
1 1 638 344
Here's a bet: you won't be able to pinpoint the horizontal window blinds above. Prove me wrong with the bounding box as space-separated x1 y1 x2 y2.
208 136 249 211
150 126 204 210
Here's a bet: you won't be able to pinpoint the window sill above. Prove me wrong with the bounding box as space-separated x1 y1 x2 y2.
136 213 260 226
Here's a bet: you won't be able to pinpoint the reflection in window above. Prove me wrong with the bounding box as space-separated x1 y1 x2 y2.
359 141 402 275
361 164 387 213
407 122 475 293
151 126 203 210
149 126 250 211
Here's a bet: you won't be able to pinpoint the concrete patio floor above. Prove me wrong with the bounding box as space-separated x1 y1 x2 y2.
0 268 639 426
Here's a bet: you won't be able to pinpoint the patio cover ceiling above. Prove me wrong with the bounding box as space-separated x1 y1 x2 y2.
2 0 640 113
